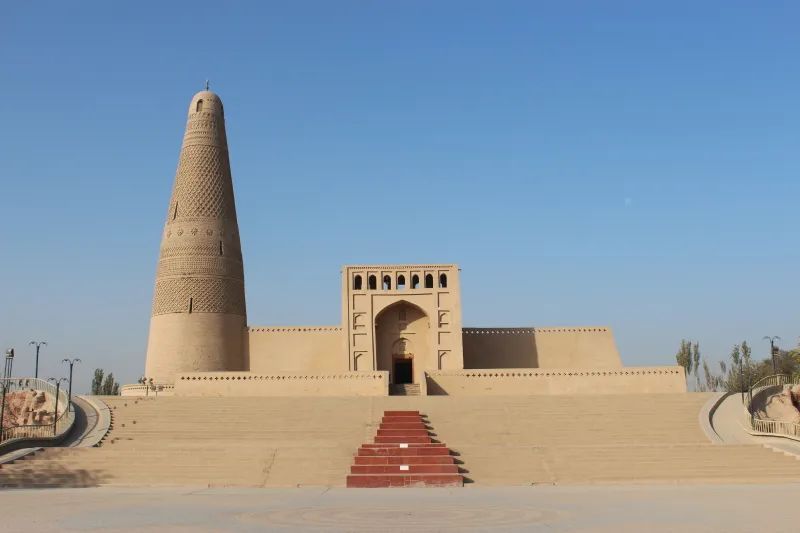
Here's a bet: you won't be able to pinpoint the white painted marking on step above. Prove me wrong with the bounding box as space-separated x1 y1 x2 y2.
400 443 408 448
400 465 409 471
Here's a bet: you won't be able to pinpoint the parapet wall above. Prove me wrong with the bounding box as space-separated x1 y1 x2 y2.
426 366 686 395
246 326 345 374
462 328 537 368
174 371 388 396
462 327 621 369
120 384 176 397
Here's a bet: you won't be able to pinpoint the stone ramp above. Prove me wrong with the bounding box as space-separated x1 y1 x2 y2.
2 394 800 488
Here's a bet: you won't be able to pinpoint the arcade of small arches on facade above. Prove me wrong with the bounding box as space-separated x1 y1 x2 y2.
352 272 448 291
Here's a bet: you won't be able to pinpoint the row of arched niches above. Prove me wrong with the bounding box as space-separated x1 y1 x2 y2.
353 273 447 291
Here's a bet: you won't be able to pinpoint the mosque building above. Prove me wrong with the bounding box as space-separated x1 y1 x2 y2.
128 90 684 397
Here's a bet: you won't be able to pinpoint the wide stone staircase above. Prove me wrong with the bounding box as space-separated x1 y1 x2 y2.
418 393 800 485
0 396 375 488
1 393 800 488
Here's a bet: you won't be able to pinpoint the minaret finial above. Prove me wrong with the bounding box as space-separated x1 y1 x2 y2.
205 79 209 91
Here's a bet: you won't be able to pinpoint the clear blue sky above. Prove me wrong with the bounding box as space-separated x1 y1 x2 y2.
2 2 799 393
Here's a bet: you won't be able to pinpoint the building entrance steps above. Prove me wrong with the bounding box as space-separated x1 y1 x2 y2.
346 411 465 488
354 456 455 465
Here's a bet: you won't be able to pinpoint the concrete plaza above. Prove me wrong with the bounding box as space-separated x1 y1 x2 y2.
3 484 799 532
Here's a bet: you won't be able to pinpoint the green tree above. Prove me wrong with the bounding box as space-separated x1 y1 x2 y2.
91 368 121 395
774 349 800 377
101 373 120 395
676 339 693 378
91 369 104 395
701 358 723 392
691 342 701 391
676 339 701 390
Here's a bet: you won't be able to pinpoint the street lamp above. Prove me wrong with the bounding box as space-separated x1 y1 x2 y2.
4 348 14 380
29 341 47 379
47 377 68 436
739 356 745 404
0 382 7 442
763 336 781 374
62 358 81 412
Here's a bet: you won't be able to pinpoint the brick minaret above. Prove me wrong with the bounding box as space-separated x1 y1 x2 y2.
144 90 246 383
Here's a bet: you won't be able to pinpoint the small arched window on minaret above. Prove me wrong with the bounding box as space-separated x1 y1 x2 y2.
411 274 420 289
439 273 448 288
382 275 392 290
368 275 377 290
196 99 203 112
424 274 434 289
397 275 406 290
353 275 363 290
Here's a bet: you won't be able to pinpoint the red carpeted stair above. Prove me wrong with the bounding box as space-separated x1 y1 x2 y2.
346 410 464 488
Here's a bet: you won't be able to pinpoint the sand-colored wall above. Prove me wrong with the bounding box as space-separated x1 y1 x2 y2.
146 314 246 382
246 327 345 374
463 327 621 369
426 366 686 395
463 329 538 368
173 371 388 396
534 327 621 368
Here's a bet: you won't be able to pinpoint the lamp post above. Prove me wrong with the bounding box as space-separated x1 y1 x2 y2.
3 348 14 380
28 341 47 379
47 377 68 436
740 357 745 404
62 358 81 412
763 336 781 374
0 382 7 442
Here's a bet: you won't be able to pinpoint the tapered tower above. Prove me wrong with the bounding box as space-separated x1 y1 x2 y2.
144 90 246 383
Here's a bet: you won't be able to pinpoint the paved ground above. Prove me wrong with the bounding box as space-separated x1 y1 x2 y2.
3 484 800 532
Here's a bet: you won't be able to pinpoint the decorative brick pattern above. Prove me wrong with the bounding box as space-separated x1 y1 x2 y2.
156 257 244 279
166 145 237 221
149 91 246 320
152 277 245 316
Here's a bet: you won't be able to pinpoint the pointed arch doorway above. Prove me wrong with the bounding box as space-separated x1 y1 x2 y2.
374 301 429 387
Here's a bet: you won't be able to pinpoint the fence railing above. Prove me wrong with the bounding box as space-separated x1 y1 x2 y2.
751 417 800 439
0 377 74 445
746 373 800 441
119 383 175 397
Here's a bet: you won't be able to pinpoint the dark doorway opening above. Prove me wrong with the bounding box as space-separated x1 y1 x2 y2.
393 359 413 384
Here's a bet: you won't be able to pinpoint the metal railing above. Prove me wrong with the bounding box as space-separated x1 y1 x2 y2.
119 383 175 397
0 377 74 445
746 373 800 441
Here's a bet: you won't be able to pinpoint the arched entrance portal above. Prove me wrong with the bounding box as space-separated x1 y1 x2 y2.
374 301 429 387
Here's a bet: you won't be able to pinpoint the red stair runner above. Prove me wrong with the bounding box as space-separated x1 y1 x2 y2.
346 410 464 488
